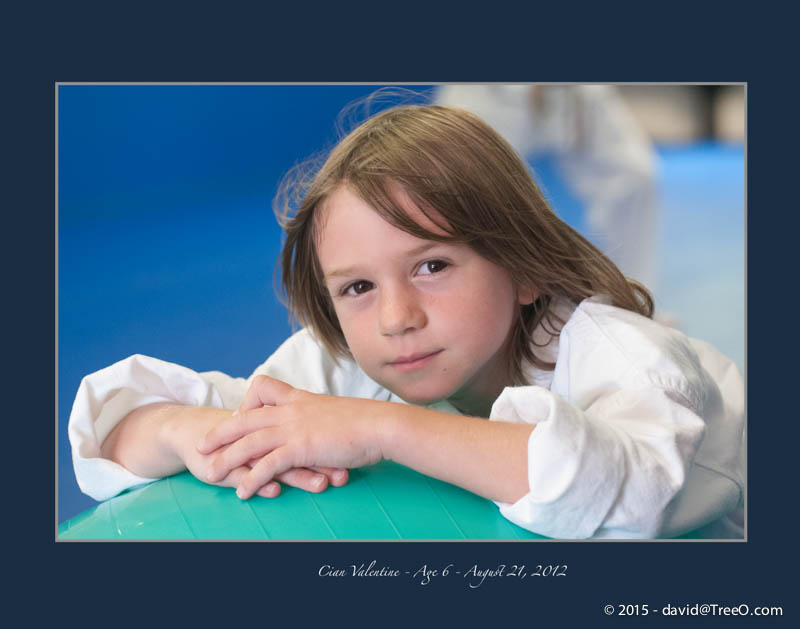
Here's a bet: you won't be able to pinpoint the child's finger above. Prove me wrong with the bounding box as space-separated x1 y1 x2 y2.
236 447 296 500
197 407 276 454
218 464 280 498
309 466 349 487
255 482 281 498
274 468 330 493
237 375 295 413
216 465 250 487
205 427 282 483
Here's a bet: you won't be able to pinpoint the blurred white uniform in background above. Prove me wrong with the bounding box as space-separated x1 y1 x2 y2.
435 84 659 294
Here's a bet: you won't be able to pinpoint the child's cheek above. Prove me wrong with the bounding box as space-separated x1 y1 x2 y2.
336 308 373 359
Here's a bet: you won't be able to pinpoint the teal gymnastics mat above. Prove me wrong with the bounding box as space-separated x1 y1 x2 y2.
58 461 547 540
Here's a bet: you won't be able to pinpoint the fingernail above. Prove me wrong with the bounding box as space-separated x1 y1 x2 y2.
236 487 246 499
232 409 239 416
333 470 346 483
206 469 216 482
312 474 325 488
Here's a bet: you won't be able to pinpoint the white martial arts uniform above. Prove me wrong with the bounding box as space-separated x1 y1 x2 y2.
435 85 659 292
68 296 744 539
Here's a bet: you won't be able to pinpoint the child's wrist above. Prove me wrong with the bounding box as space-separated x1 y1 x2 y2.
372 401 407 463
160 405 238 464
156 404 196 464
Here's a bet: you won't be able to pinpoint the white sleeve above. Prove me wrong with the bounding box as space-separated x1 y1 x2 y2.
490 384 707 539
68 354 248 501
68 329 380 502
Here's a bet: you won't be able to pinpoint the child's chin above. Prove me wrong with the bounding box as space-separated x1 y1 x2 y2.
391 387 453 408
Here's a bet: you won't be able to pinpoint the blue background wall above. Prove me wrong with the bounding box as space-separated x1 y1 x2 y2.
57 85 744 523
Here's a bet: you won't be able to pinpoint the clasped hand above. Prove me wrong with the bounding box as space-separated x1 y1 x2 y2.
196 375 385 499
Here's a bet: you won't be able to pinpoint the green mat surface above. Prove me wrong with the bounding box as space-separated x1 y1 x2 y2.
58 461 547 540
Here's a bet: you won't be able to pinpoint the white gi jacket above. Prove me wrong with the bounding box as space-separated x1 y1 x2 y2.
68 297 745 539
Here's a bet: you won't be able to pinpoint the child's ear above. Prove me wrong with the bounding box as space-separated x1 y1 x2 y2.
517 285 538 306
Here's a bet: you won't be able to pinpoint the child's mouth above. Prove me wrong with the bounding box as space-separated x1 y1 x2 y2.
388 349 443 371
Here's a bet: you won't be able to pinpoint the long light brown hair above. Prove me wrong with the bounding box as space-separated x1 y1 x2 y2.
274 97 653 385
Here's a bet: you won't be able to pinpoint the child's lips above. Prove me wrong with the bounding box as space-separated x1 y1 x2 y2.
388 349 443 371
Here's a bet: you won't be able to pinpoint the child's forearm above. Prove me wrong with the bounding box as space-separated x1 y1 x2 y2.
100 403 228 478
378 404 535 504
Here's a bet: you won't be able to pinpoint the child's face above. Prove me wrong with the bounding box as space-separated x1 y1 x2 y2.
316 186 533 412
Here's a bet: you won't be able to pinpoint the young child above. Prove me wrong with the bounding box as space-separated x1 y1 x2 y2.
68 102 744 539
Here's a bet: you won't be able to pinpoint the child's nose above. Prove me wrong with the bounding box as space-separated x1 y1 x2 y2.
378 285 427 336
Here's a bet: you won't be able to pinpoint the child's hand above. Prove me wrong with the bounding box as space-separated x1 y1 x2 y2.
197 375 385 499
161 406 349 498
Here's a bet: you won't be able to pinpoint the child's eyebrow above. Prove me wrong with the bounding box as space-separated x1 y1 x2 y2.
323 242 443 283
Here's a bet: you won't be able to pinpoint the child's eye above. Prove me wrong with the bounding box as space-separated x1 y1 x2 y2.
417 259 449 276
343 280 374 296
